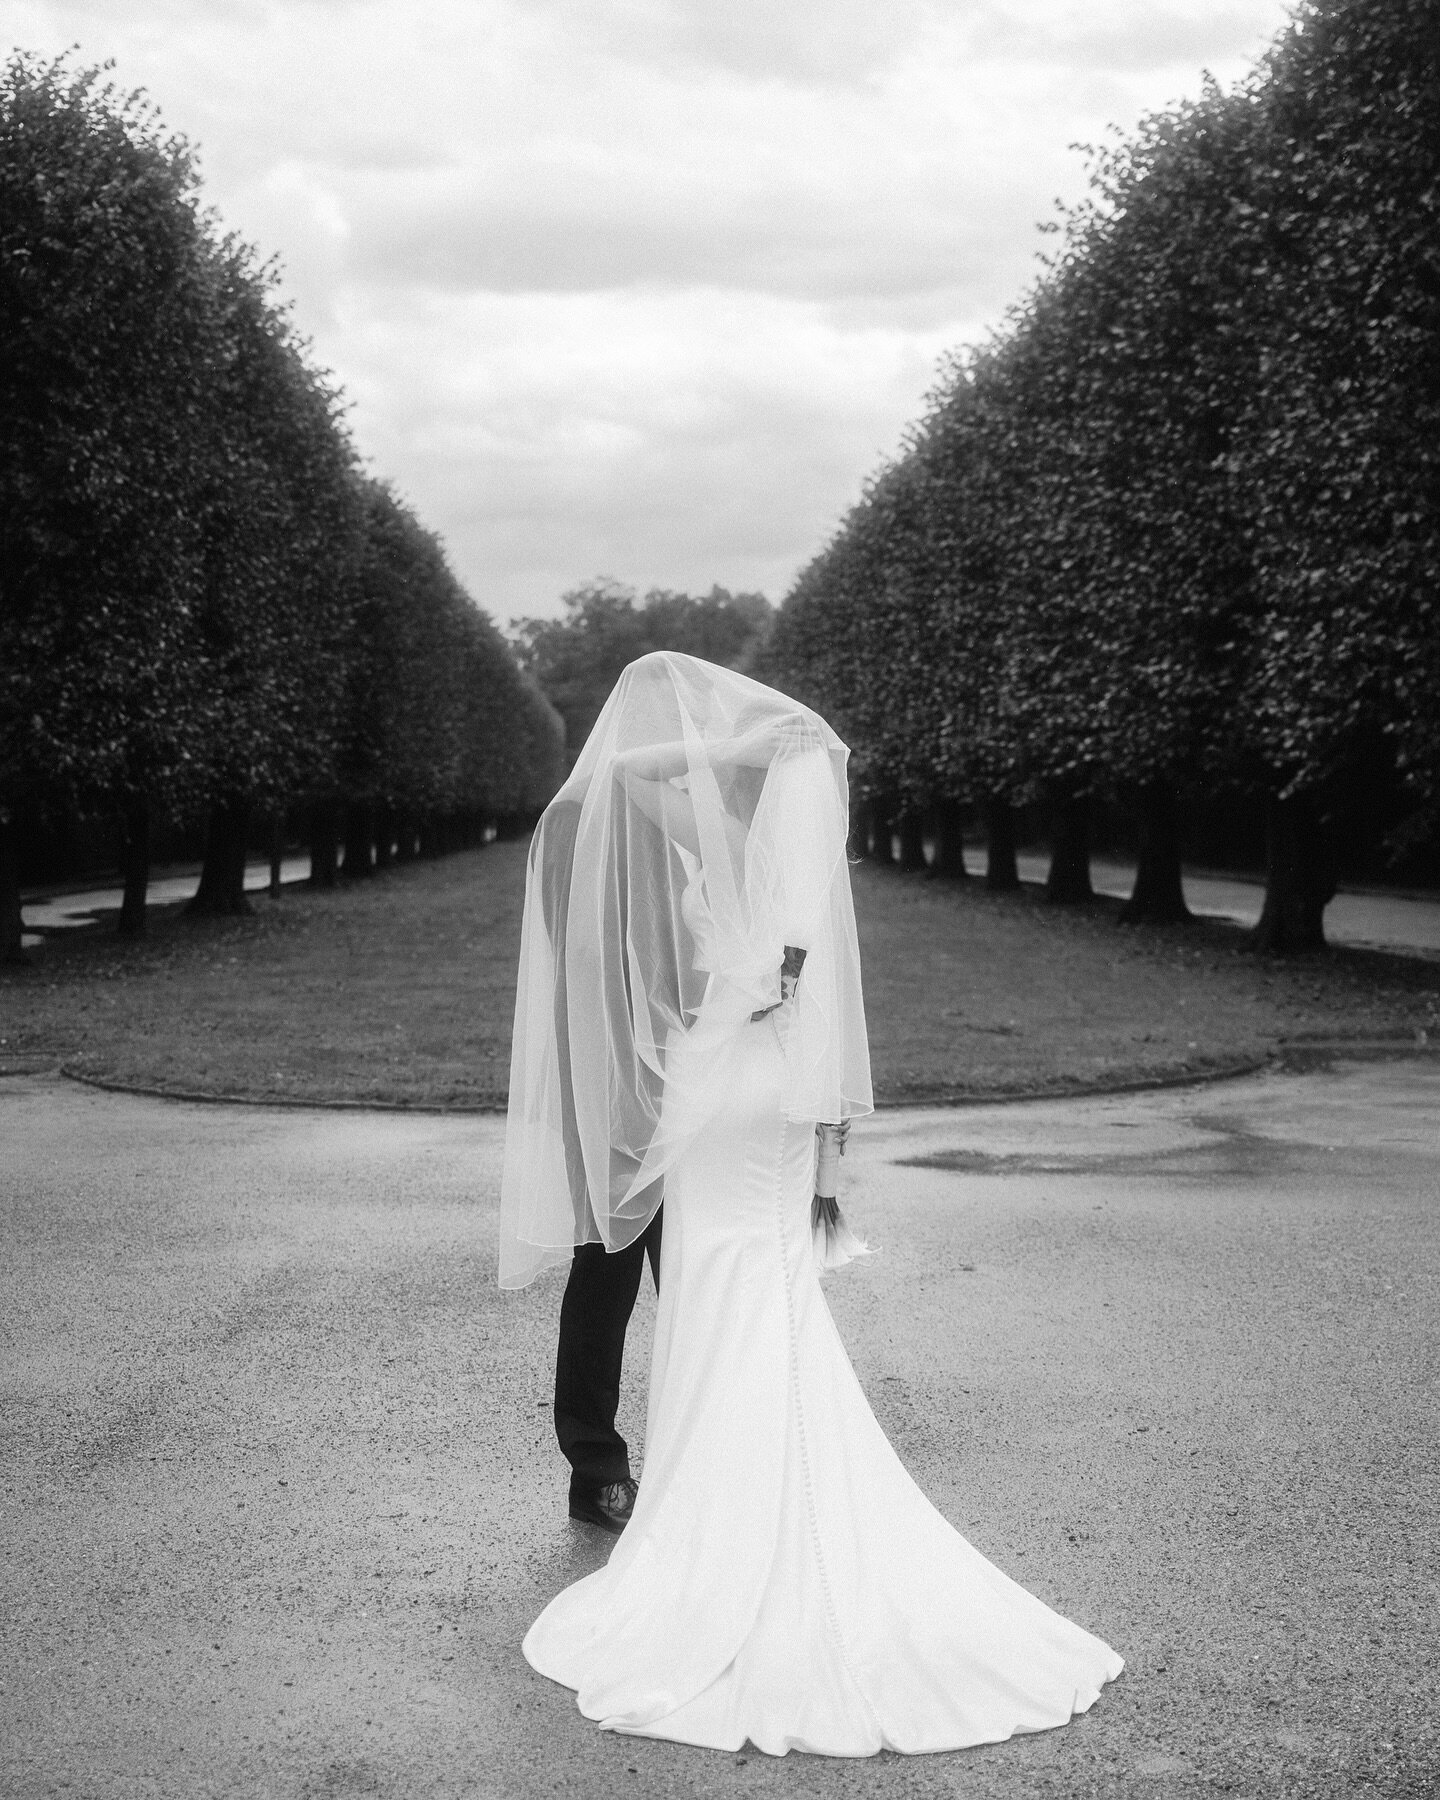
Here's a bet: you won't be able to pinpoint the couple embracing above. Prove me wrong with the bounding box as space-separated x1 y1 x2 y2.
499 650 1122 1757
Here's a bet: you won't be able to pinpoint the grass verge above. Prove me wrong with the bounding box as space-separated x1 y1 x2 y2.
3 843 1438 1108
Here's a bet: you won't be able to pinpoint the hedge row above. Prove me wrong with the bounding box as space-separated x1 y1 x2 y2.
0 56 562 955
768 0 1440 950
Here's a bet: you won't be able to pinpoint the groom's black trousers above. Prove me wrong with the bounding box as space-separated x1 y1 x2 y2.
554 1207 663 1494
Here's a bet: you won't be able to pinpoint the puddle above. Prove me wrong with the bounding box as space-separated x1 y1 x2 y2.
898 1114 1297 1183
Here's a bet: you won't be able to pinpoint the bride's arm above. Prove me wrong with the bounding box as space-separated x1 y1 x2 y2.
612 726 783 780
611 741 692 781
624 772 703 857
621 769 748 867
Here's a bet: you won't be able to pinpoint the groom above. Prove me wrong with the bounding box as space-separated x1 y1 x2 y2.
540 796 662 1535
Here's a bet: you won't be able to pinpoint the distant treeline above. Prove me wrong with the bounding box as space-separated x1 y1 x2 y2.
766 0 1440 950
512 578 773 764
0 55 562 957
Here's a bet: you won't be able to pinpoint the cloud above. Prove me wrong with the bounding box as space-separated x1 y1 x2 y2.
341 153 1029 307
330 284 950 616
958 0 1286 73
520 0 929 86
2 0 1296 621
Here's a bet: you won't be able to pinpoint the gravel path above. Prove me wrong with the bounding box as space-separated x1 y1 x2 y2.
2 1060 1437 1799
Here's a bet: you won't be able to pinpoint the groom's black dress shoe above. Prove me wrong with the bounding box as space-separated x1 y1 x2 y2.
569 1478 638 1534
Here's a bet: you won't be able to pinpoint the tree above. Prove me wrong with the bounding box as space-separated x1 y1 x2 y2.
186 253 364 914
1230 0 1440 948
0 54 224 945
339 483 458 873
513 580 772 763
1006 85 1263 916
0 52 561 949
339 482 563 872
768 0 1440 947
913 83 1265 912
767 451 952 866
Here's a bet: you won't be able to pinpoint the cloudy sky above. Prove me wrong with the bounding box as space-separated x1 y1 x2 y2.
5 0 1294 624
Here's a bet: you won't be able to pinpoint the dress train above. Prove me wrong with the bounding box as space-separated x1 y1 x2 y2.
525 1019 1123 1755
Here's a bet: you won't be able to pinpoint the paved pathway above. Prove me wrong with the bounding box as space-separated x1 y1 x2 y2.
3 1059 1436 1797
1015 851 1440 960
18 858 312 946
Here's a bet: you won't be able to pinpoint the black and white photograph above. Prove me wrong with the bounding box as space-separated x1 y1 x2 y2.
2 1 1438 1795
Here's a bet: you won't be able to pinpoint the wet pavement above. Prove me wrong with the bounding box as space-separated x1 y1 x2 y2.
2 1058 1437 1799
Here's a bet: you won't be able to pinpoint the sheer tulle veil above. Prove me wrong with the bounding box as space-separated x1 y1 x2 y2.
498 651 872 1288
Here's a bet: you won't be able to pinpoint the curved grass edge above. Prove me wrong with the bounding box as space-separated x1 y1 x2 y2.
49 1038 1440 1116
55 1051 1276 1116
56 1064 509 1114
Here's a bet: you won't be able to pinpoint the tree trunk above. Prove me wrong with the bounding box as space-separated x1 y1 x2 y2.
373 804 394 871
189 795 252 915
343 801 374 879
0 813 25 964
309 799 341 889
1251 791 1336 953
1120 782 1191 924
117 796 150 938
866 793 897 864
268 811 285 899
393 815 417 862
894 809 926 870
981 794 1020 892
1045 790 1094 904
927 799 970 877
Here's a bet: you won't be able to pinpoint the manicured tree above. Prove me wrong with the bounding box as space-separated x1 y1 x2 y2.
345 486 563 857
457 608 564 832
917 83 1285 918
769 448 953 868
1011 81 1265 918
849 454 960 867
919 353 1036 891
761 0 1440 949
1230 0 1440 949
775 98 1262 908
381 506 476 850
511 673 567 816
187 254 363 914
338 482 417 878
963 322 1103 905
0 55 223 943
766 547 875 861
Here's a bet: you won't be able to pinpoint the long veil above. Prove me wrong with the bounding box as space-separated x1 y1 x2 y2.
498 651 872 1288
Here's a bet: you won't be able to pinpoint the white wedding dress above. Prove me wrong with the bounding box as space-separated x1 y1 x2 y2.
524 1016 1123 1756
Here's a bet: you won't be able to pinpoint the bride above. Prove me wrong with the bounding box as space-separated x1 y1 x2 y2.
499 651 1122 1757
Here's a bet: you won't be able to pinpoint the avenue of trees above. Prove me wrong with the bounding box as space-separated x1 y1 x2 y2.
769 0 1440 951
0 55 562 959
512 578 773 762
